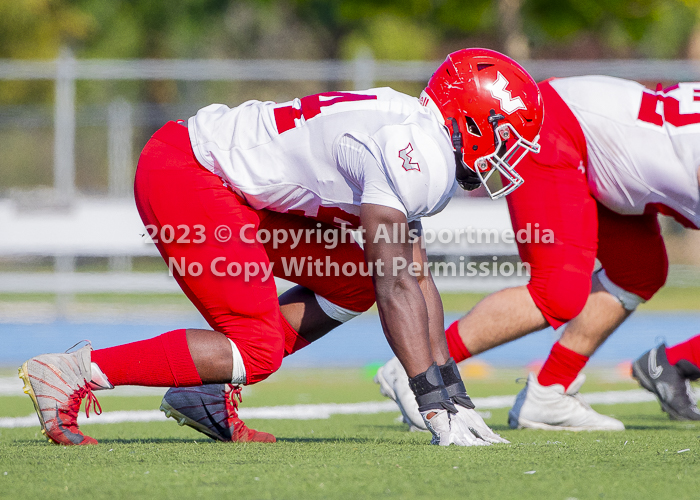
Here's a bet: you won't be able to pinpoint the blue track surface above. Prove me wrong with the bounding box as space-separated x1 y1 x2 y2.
2 311 698 366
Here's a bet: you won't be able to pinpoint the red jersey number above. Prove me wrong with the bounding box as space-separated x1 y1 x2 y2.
637 84 700 127
274 92 377 134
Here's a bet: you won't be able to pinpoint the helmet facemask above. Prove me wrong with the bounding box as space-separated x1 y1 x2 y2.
471 119 540 200
449 114 540 199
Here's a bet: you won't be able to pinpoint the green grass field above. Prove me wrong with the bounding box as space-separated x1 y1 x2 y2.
2 368 700 499
1 286 698 498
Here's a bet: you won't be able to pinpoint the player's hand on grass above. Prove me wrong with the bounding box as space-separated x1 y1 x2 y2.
410 363 491 446
453 405 510 444
436 358 509 444
421 406 490 446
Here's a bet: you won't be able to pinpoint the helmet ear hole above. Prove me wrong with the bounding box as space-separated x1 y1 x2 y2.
464 116 482 137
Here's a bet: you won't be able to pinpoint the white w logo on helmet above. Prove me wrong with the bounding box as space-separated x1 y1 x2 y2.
490 72 526 114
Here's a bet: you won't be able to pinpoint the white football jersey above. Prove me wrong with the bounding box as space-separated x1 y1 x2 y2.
550 76 700 228
187 88 457 228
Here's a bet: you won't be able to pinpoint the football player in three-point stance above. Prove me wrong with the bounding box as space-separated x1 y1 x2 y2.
377 76 700 431
19 48 543 446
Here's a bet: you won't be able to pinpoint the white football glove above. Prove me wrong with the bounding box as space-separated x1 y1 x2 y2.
452 405 510 444
420 408 491 447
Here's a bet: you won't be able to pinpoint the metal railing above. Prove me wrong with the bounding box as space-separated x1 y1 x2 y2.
2 54 699 297
2 52 700 200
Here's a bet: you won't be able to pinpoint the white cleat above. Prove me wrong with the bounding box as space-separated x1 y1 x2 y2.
508 373 625 431
374 356 427 431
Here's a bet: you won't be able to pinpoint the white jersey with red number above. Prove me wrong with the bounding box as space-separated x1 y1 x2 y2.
187 88 457 228
549 76 700 228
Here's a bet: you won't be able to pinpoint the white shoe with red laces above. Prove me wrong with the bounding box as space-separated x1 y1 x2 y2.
18 343 102 445
160 384 276 443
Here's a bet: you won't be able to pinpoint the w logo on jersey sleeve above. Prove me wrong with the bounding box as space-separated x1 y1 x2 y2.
399 143 421 171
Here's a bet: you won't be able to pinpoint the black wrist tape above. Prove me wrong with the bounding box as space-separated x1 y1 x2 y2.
409 363 443 396
408 363 454 412
439 358 475 409
439 358 463 387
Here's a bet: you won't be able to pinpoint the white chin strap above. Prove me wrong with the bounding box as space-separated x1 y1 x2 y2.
596 269 645 311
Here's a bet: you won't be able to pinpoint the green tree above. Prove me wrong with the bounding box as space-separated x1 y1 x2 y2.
522 0 696 58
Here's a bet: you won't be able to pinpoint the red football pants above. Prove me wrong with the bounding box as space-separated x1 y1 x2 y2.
134 121 375 384
508 80 668 328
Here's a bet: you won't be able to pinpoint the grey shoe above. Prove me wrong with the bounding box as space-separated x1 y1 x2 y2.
18 344 101 445
160 384 276 442
632 344 700 421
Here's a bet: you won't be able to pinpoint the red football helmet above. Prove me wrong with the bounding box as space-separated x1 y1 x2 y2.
420 48 544 199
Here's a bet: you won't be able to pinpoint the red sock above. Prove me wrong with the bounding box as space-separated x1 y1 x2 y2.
91 329 202 387
537 341 588 390
281 315 310 357
666 334 700 368
445 320 472 363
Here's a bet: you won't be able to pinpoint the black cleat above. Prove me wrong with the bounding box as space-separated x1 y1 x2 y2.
632 344 700 421
160 384 276 442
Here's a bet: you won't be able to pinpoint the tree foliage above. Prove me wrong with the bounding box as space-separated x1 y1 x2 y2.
0 0 697 105
1 0 696 61
523 0 697 57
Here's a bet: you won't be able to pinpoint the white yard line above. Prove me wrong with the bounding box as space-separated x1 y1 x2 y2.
0 389 663 429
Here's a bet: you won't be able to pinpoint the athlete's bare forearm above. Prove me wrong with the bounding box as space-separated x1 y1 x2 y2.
361 203 434 377
374 274 433 377
410 221 449 365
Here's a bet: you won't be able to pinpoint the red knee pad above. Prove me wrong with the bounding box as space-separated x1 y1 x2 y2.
597 204 668 302
238 345 284 385
640 263 668 300
528 271 591 329
604 257 668 302
228 326 285 385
